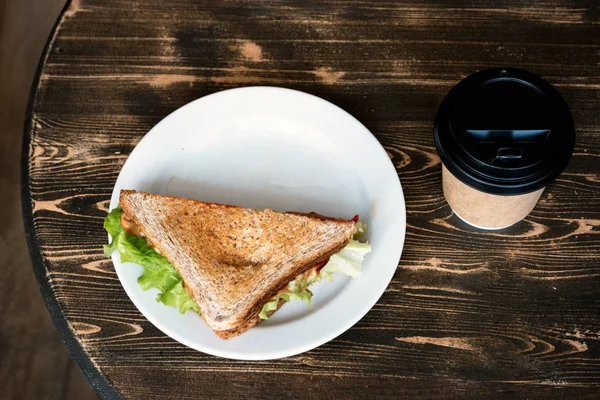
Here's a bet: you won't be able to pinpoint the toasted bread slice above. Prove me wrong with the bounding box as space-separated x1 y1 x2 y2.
119 190 357 338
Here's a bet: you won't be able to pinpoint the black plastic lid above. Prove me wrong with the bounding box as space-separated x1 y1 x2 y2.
434 68 575 195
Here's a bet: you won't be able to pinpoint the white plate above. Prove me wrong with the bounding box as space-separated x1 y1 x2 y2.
109 86 405 360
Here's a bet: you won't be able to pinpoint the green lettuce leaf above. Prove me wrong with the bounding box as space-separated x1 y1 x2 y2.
320 240 371 279
354 221 367 240
103 206 123 239
259 227 372 320
104 206 201 314
259 270 322 319
157 281 201 314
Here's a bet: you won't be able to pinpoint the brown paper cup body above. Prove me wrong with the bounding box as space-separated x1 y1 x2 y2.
442 165 544 229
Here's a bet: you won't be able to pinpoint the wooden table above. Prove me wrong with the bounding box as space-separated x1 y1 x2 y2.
22 0 600 398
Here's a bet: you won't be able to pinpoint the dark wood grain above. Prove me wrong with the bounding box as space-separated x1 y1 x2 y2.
23 0 600 398
0 0 97 398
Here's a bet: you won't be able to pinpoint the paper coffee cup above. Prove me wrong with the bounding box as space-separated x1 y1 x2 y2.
434 68 575 230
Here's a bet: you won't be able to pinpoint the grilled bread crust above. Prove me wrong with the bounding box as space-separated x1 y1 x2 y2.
119 190 356 338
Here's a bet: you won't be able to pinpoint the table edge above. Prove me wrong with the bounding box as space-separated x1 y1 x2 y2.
20 0 121 398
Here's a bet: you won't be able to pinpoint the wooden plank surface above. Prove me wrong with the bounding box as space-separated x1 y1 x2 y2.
23 0 600 398
0 0 96 398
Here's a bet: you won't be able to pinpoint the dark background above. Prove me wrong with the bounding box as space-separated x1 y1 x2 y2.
0 0 94 398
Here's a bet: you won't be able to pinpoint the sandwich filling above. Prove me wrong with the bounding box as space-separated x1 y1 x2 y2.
104 206 371 319
259 224 370 319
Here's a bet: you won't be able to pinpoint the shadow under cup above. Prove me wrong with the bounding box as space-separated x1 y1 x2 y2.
434 68 576 230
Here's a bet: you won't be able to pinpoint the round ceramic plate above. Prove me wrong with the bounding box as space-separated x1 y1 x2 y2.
109 87 405 360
